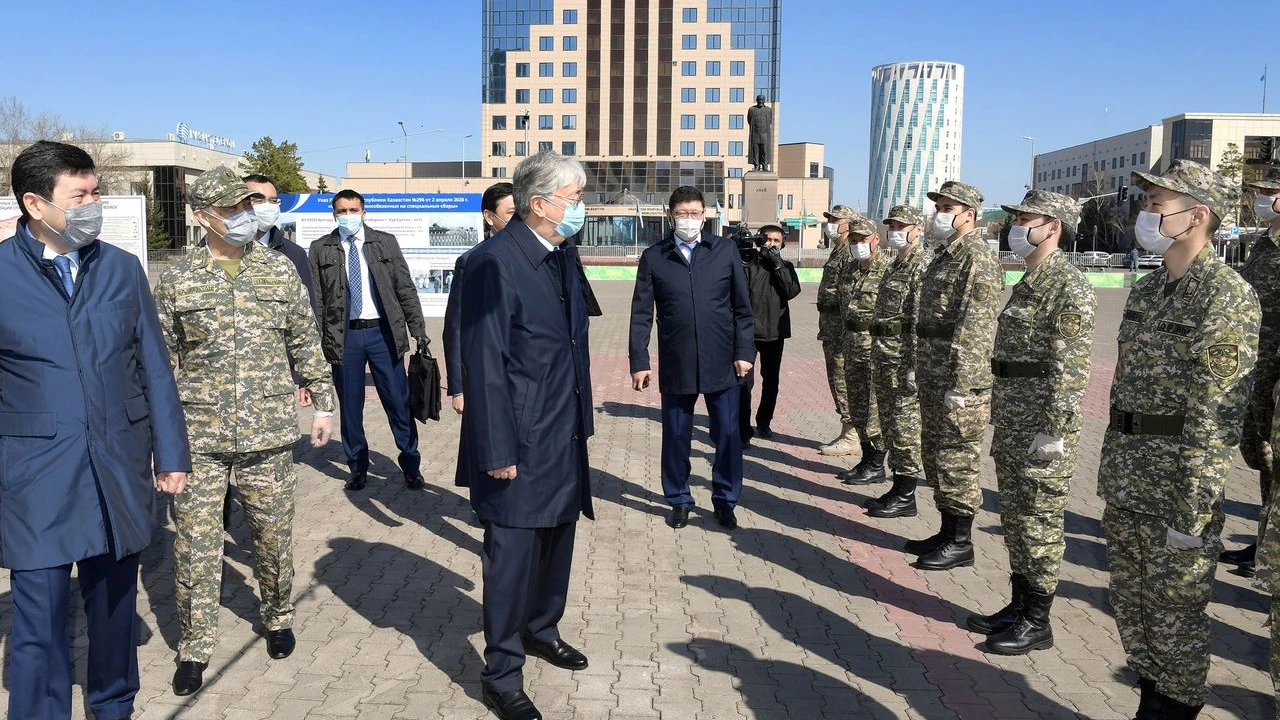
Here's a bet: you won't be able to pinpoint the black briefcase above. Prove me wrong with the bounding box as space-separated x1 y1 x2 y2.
408 343 442 422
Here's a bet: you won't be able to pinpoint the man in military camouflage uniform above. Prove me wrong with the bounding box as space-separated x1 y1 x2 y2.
906 181 1003 571
836 215 891 483
1099 161 1259 718
965 190 1095 656
154 167 336 697
1222 167 1280 577
864 205 930 517
816 205 857 455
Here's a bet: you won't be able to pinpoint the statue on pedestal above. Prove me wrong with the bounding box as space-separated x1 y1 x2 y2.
747 94 773 172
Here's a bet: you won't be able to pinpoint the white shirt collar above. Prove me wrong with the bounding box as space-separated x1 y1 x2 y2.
339 225 365 243
42 244 81 268
529 227 558 253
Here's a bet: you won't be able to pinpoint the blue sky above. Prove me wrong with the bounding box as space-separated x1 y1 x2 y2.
8 0 1272 208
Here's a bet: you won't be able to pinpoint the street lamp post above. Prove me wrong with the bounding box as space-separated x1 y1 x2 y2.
462 134 473 186
398 121 408 193
1022 135 1036 190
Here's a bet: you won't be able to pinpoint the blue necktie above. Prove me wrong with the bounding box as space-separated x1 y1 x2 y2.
347 239 362 317
53 255 74 297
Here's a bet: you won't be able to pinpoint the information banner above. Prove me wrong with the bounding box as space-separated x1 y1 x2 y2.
1 195 148 274
280 193 482 317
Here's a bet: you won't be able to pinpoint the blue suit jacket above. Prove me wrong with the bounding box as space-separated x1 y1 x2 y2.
628 232 755 395
442 247 475 398
0 224 191 570
457 219 594 527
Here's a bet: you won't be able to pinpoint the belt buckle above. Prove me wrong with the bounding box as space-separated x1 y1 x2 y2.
1128 413 1141 434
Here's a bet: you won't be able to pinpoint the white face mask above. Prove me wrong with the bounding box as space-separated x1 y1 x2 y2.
203 208 259 247
1007 219 1052 260
886 230 910 249
253 202 281 232
1256 193 1279 222
674 218 702 241
930 212 956 241
822 222 842 240
1134 210 1175 255
850 241 872 261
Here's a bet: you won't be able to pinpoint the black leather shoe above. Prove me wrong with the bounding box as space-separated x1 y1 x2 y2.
1220 543 1256 566
522 636 589 670
1237 559 1257 578
482 686 543 720
267 628 295 659
966 575 1028 635
904 514 951 555
345 470 367 491
915 513 975 571
756 425 773 439
172 660 206 696
668 506 690 529
714 507 738 529
403 471 426 490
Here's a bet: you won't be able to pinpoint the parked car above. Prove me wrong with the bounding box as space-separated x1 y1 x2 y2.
1080 251 1111 268
1137 254 1163 268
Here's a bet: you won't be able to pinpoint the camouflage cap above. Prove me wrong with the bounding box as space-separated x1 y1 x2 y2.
848 216 878 237
823 204 857 221
1245 167 1280 191
1000 189 1081 230
927 180 983 210
188 165 254 210
883 204 924 226
1131 159 1233 221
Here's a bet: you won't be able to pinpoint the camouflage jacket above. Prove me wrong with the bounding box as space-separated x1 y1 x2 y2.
1097 245 1260 536
816 241 852 341
991 251 1097 436
840 248 892 361
916 229 1005 392
1239 231 1280 421
154 242 335 455
871 244 931 381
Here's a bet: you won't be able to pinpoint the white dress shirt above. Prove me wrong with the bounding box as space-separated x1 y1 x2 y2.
42 245 81 282
676 236 699 264
339 225 381 321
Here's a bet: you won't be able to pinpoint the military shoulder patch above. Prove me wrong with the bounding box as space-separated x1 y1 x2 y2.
1206 343 1241 379
973 283 995 302
1056 312 1084 339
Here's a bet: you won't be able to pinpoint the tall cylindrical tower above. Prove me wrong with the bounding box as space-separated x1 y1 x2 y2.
868 62 965 222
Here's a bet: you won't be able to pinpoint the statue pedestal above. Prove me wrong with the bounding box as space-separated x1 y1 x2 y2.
742 171 779 230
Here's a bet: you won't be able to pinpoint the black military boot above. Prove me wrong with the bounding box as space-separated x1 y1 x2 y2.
1219 542 1256 566
915 512 975 570
1138 688 1201 719
966 574 1027 634
841 439 887 485
904 513 951 555
985 588 1054 655
866 474 917 518
1132 676 1156 720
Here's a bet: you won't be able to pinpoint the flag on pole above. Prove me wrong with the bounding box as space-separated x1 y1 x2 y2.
635 199 644 229
1263 66 1268 83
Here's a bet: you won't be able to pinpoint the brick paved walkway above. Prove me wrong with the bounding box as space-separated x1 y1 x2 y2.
4 281 1273 719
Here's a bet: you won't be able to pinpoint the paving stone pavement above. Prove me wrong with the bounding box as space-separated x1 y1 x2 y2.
2 280 1274 719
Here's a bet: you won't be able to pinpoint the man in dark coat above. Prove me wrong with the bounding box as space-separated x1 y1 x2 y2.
0 140 191 720
629 186 755 530
458 152 594 720
738 223 802 443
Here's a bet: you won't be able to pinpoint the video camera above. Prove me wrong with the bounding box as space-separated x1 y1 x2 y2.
726 225 769 263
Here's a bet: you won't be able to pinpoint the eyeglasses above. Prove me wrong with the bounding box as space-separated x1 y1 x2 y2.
544 193 584 207
671 210 704 219
251 197 281 205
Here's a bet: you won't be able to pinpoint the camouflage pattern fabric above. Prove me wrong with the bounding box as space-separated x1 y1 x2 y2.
842 247 891 441
1132 159 1236 224
175 447 297 663
1000 190 1082 231
154 242 335 454
917 228 1003 515
822 342 852 425
819 241 854 422
1238 230 1280 516
927 180 983 211
1104 505 1223 707
1271 601 1280 720
872 244 931 479
991 426 1075 593
1098 244 1259 537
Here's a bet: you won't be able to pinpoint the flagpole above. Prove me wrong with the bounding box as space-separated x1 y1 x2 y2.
1265 64 1269 114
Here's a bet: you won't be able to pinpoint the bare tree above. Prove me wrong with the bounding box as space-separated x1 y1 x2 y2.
0 96 133 196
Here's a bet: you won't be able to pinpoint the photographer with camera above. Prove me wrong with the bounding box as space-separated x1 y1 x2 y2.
737 225 801 445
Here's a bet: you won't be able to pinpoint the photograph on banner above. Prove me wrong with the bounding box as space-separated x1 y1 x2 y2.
0 196 148 274
279 192 482 317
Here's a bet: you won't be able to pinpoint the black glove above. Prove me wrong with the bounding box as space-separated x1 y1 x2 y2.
759 248 781 270
415 337 430 355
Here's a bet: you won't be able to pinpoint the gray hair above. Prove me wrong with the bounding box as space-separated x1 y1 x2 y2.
513 151 587 217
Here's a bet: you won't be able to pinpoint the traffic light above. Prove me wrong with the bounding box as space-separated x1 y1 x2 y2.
1117 185 1129 202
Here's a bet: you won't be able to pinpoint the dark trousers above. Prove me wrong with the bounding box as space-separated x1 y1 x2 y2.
9 551 141 720
332 323 420 474
481 521 577 692
738 339 786 438
661 387 743 510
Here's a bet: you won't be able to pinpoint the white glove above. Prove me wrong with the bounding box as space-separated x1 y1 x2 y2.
1030 433 1065 461
943 389 966 410
1166 527 1204 551
906 371 918 394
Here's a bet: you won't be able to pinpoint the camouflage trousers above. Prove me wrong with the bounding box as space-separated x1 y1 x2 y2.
872 367 922 478
175 446 298 663
920 389 990 516
1103 505 1224 706
822 341 852 424
991 426 1077 594
1243 385 1275 539
842 355 880 446
1271 600 1280 720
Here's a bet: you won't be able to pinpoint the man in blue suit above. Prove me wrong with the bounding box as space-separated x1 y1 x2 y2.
0 141 191 720
459 152 594 720
629 186 755 530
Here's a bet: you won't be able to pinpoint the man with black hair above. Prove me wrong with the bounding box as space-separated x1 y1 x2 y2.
244 173 319 318
738 223 801 443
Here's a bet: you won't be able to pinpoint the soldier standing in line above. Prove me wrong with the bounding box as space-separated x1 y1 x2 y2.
906 181 1003 571
864 205 931 517
966 190 1095 656
1100 161 1258 719
1222 167 1280 577
153 167 336 697
836 216 891 484
816 205 858 456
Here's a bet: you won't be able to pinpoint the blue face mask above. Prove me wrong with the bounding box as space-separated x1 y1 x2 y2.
544 196 585 238
336 214 363 235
